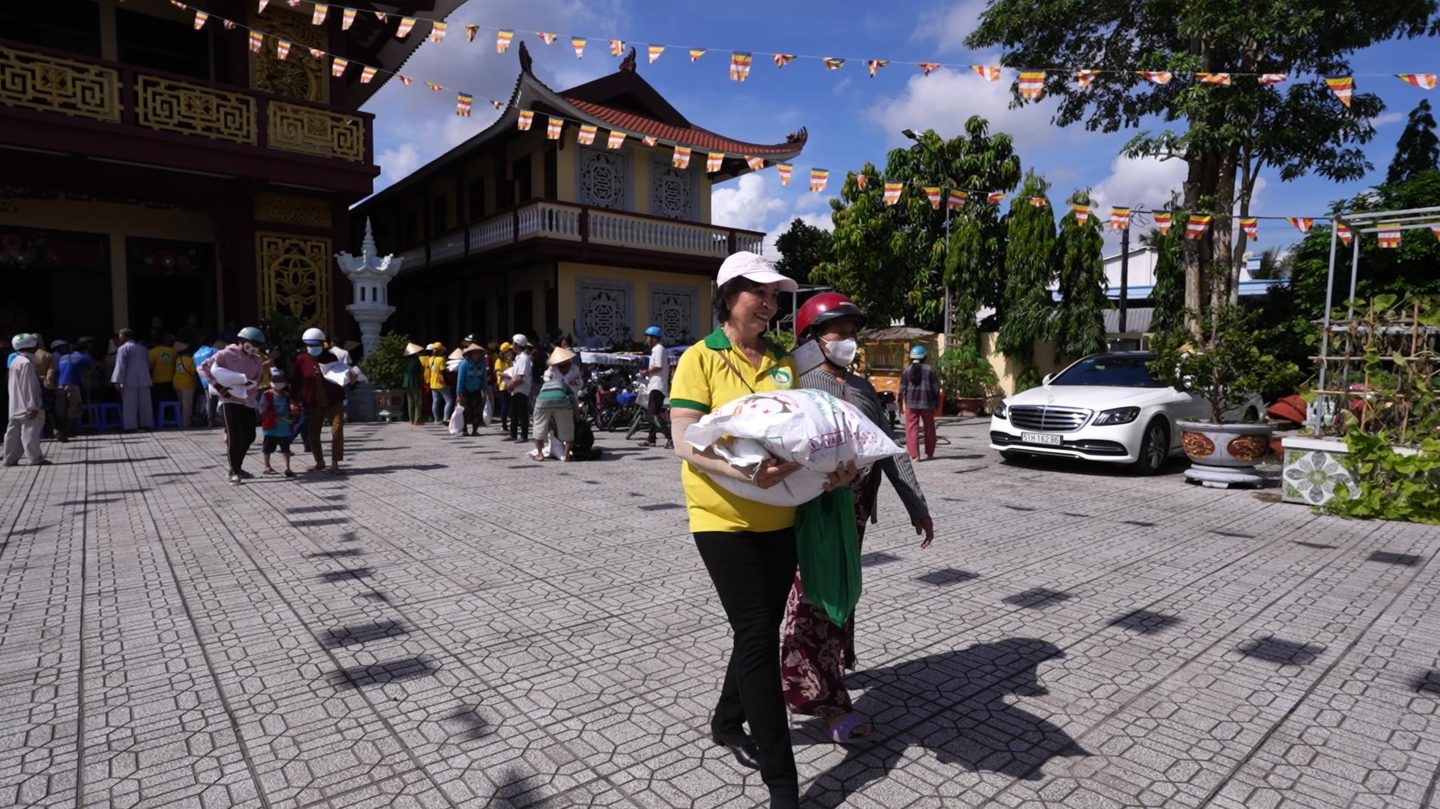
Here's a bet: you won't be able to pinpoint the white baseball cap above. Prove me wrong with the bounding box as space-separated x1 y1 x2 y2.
511 334 530 347
716 251 798 293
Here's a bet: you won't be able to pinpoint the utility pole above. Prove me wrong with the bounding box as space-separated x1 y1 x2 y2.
1118 224 1130 335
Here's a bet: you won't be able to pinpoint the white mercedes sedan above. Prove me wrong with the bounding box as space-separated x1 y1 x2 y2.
988 352 1263 474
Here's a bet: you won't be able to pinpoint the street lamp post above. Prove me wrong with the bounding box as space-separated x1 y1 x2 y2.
1117 205 1152 340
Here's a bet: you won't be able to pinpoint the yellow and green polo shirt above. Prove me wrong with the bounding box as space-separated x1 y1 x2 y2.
671 326 798 534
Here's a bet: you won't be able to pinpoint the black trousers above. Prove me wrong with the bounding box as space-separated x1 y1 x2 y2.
694 528 799 798
509 393 531 441
646 390 665 443
220 403 256 475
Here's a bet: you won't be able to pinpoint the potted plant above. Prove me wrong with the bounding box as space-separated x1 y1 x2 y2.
1149 304 1301 487
937 343 999 417
360 332 409 422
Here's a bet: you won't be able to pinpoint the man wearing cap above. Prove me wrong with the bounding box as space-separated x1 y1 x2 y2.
198 327 266 484
506 335 535 443
402 342 427 426
641 325 670 447
292 327 350 475
901 345 940 461
493 342 514 433
111 328 154 431
5 334 48 466
53 340 93 441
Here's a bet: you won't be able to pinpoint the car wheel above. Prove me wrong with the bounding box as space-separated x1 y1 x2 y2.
1132 418 1169 475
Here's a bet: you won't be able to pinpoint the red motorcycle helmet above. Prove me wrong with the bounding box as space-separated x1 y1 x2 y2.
796 292 866 339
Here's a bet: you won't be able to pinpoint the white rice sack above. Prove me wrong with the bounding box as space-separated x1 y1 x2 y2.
209 366 254 390
686 389 904 507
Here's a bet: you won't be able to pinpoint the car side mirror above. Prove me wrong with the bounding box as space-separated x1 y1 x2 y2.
1041 374 1053 385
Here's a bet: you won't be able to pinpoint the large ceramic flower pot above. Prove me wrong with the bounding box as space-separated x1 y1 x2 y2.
955 397 985 417
1175 420 1275 488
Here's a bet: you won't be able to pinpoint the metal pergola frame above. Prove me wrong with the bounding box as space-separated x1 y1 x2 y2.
1316 205 1440 396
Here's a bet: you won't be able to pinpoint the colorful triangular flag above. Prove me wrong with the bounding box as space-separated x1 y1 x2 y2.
1240 217 1258 240
1258 73 1287 86
1287 217 1314 233
824 57 845 70
517 110 534 131
1141 71 1172 85
310 4 327 25
867 60 889 78
359 65 376 83
424 81 444 93
538 32 558 45
456 93 473 117
1154 212 1172 234
918 63 941 77
397 17 415 38
1185 214 1213 240
690 49 706 62
809 169 829 191
1018 71 1045 100
610 39 625 57
948 190 967 211
746 156 764 171
607 130 626 149
497 30 514 53
1076 69 1099 88
855 173 868 191
430 22 448 43
572 38 586 58
883 182 903 205
973 65 1001 81
1109 207 1131 230
925 187 942 209
342 8 355 29
987 192 1006 205
396 75 413 86
1398 73 1438 90
546 116 563 140
257 0 269 12
1336 223 1352 245
1073 204 1090 225
1377 223 1402 248
1029 196 1048 208
730 52 753 82
1431 224 1440 242
466 24 479 42
642 135 658 147
193 10 208 29
577 124 597 145
331 57 348 77
649 45 664 64
673 146 692 169
708 152 726 173
1197 72 1231 86
248 31 264 52
775 54 795 68
275 39 291 60
779 164 793 185
1326 76 1354 107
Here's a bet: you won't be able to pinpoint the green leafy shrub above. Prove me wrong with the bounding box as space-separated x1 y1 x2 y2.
1149 304 1301 424
361 332 409 389
937 344 999 399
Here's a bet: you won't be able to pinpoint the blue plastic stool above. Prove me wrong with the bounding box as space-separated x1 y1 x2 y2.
84 403 122 431
156 401 182 428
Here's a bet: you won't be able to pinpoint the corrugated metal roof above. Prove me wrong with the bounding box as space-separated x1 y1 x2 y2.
1103 308 1154 335
564 99 805 157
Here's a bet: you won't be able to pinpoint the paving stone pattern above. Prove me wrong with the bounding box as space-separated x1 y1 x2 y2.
2 421 1439 808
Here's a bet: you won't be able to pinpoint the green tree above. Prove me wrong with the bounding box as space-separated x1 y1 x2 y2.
1386 99 1440 184
774 218 834 283
997 173 1058 378
1141 225 1187 338
1051 191 1108 361
1289 169 1440 320
816 119 1022 334
968 0 1439 335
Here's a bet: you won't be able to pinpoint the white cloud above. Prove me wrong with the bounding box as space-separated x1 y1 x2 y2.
1089 153 1187 214
712 173 790 234
1368 111 1406 127
913 0 989 54
865 66 1078 156
363 0 629 191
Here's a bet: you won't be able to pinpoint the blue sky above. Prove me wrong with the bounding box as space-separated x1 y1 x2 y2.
362 0 1439 256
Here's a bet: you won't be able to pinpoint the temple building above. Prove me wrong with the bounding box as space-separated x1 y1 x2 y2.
0 0 460 343
351 42 807 346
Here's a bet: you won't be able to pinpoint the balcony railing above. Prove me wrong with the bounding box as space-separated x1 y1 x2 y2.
398 200 766 273
0 39 369 164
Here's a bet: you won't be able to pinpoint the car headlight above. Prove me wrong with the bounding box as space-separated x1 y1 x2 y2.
1093 406 1140 426
994 401 1008 419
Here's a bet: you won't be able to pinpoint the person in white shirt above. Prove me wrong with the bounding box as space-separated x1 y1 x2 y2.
641 325 670 447
5 333 49 466
506 334 534 443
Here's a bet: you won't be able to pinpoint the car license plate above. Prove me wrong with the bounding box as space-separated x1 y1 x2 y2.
1021 432 1062 446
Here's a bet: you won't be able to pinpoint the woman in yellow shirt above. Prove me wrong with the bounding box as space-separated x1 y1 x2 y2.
669 252 854 809
171 343 199 428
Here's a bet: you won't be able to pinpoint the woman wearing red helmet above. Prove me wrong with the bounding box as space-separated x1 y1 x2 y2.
783 292 936 743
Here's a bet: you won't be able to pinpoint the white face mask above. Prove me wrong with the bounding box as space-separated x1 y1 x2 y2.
821 337 858 368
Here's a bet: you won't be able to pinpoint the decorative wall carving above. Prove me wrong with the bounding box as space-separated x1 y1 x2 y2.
258 233 332 332
577 147 628 210
268 101 365 162
255 192 332 228
248 8 327 103
0 44 121 123
650 158 694 220
576 279 633 347
136 75 257 144
649 285 698 344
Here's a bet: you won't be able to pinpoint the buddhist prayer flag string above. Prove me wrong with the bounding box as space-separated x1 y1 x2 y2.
193 10 208 29
1197 72 1231 86
359 65 376 82
396 17 415 38
546 116 563 139
1073 204 1090 224
538 32 558 45
867 60 889 77
1377 223 1402 248
1153 212 1172 234
690 49 706 62
1258 73 1287 86
577 124 597 145
730 53 753 82
918 63 941 76
648 45 664 63
248 31 264 51
747 156 765 171
310 3 327 24
331 56 348 77
824 57 845 70
517 110 533 131
1288 217 1314 233
1076 69 1098 88
607 130 626 149
497 30 514 53
925 186 941 209
672 146 692 169
883 182 903 205
810 169 829 191
1018 71 1045 100
1109 207 1131 230
972 65 1001 81
1185 214 1213 240
572 38 586 58
1336 223 1352 245
610 39 625 56
456 93 472 117
709 152 726 173
775 54 795 68
1326 76 1354 107
1141 71 1172 85
430 22 447 42
778 164 793 185
987 192 1005 205
1398 73 1437 89
275 39 291 59
948 190 967 211
342 8 355 29
1241 217 1258 240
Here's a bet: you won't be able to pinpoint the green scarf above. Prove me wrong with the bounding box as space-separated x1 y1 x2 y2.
795 487 861 627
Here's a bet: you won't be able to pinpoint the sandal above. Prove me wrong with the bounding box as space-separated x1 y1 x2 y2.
306 464 326 473
828 714 872 745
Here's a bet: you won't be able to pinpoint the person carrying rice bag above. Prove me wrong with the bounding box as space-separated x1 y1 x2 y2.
669 251 856 809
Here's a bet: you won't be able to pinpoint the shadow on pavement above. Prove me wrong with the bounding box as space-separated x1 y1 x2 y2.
800 638 1086 807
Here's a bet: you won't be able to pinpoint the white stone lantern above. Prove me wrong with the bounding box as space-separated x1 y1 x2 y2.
336 218 403 358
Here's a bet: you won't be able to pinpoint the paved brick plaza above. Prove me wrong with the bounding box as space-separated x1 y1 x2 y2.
2 420 1438 808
